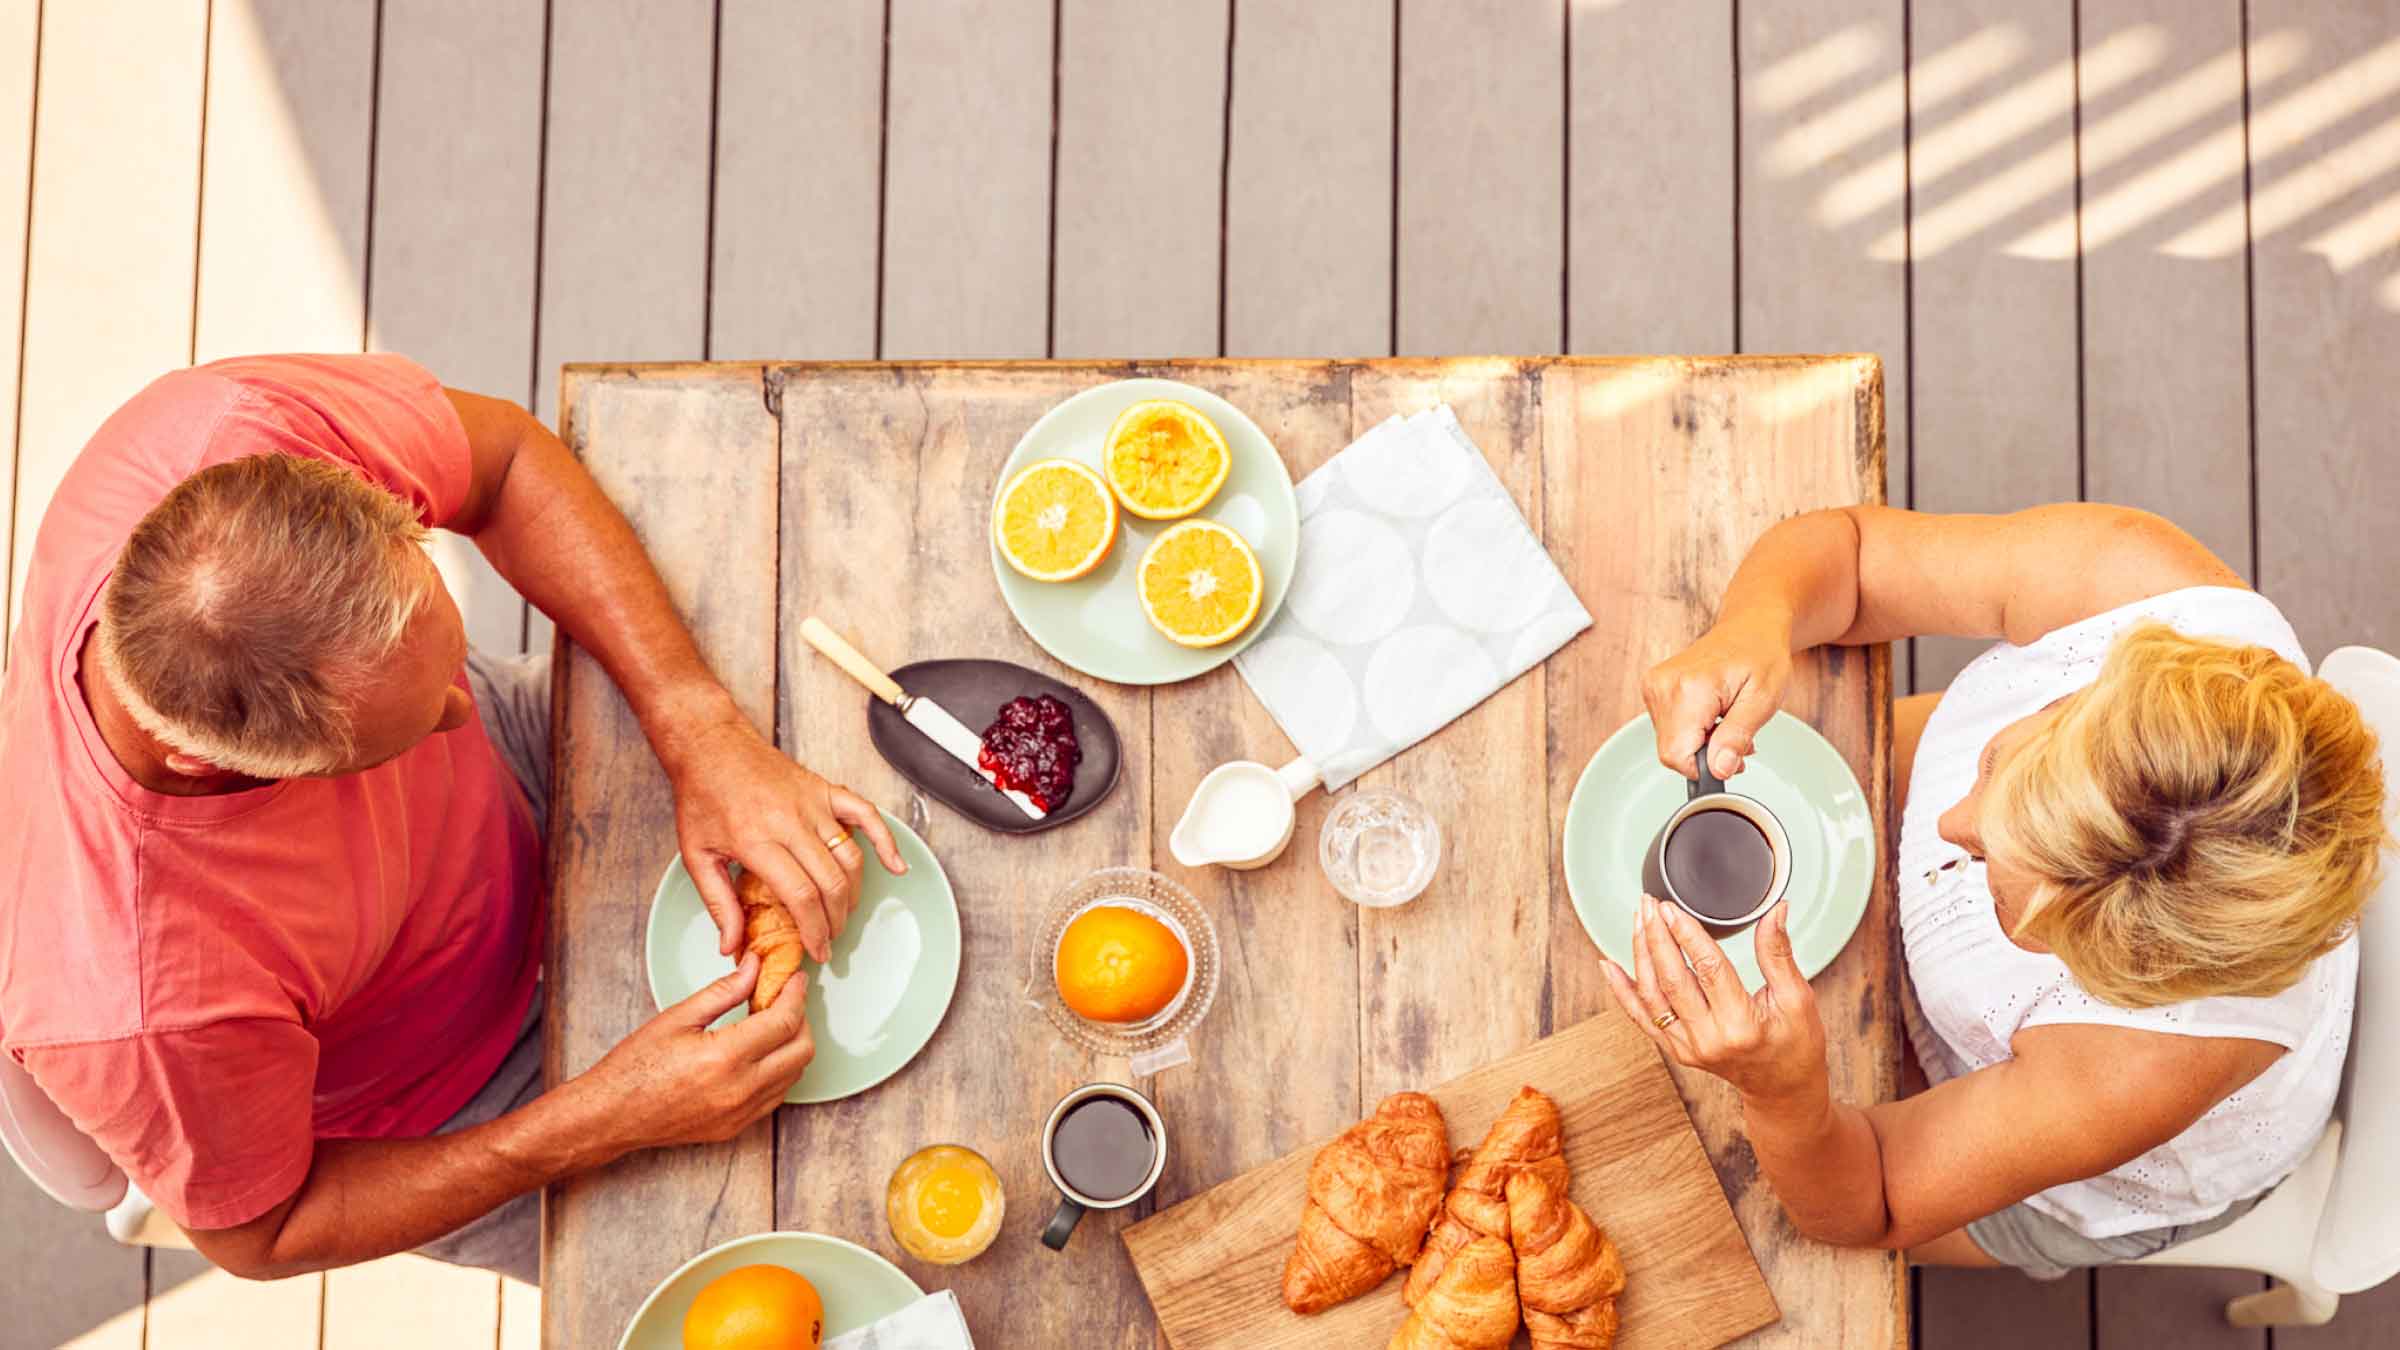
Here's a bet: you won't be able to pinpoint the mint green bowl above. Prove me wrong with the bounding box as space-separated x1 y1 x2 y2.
616 1230 923 1349
646 811 961 1104
989 377 1300 686
1562 711 1877 991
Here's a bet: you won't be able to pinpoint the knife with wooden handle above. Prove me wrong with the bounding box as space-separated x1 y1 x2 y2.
798 617 1047 820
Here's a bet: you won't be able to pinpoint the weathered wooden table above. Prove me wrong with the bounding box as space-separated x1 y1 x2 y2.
542 357 1901 1349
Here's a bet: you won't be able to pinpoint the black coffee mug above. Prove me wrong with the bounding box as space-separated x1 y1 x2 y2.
1641 750 1793 928
1038 1083 1167 1251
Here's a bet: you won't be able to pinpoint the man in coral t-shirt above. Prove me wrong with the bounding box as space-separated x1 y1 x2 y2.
0 355 903 1283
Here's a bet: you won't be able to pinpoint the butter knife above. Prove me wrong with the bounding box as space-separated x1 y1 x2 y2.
799 617 1047 821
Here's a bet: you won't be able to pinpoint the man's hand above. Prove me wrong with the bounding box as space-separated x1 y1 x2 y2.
577 953 816 1150
663 710 906 961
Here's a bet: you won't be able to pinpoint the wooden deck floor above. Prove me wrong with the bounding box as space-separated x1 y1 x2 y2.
1 0 2394 1346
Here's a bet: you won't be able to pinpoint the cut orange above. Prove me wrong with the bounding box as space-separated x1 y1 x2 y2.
1103 400 1231 520
1137 519 1263 648
993 458 1119 582
1055 904 1190 1024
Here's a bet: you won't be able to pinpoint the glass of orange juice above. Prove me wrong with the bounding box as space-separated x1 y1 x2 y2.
886 1145 1005 1265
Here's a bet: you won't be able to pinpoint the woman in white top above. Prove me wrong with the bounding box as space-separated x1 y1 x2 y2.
1605 503 2383 1277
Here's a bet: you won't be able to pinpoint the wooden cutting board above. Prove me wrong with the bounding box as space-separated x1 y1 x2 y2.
1122 1011 1779 1349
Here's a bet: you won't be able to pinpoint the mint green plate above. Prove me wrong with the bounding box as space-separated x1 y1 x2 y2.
990 377 1300 685
646 811 960 1104
616 1231 924 1349
1562 712 1877 991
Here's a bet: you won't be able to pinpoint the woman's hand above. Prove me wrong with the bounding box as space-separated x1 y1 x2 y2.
663 711 906 961
1641 615 1793 781
1601 895 1828 1110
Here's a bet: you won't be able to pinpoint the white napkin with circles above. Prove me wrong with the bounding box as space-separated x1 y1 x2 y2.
824 1290 976 1350
1233 406 1592 791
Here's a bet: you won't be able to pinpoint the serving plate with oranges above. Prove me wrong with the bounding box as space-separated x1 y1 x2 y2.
617 1231 922 1349
989 378 1299 686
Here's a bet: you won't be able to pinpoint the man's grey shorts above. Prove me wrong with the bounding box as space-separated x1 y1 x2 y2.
410 648 552 1286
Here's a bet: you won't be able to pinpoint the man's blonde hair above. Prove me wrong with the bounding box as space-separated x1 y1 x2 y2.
96 454 433 778
1985 623 2386 1007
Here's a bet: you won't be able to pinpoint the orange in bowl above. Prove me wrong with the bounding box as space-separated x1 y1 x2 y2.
1054 904 1191 1024
682 1264 824 1350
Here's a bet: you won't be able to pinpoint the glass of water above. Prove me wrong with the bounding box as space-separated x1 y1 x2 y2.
1317 789 1442 907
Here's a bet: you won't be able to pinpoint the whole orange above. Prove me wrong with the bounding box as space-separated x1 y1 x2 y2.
1055 905 1190 1023
681 1264 823 1350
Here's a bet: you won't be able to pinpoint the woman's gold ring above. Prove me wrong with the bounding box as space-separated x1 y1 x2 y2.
1652 1011 1680 1030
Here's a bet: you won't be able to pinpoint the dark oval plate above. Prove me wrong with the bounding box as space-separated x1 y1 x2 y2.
866 659 1121 835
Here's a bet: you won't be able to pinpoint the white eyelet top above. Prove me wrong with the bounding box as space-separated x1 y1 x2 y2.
1898 586 2357 1239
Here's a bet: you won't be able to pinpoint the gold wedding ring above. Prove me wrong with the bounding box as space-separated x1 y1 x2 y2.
824 832 855 852
1652 1011 1680 1031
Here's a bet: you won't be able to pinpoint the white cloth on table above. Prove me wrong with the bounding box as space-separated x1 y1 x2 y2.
824 1290 976 1350
1232 406 1591 791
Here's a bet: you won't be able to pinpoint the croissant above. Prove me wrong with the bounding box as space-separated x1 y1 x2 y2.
1508 1169 1625 1350
1387 1234 1520 1350
735 870 804 1013
1281 1092 1452 1314
1404 1086 1569 1306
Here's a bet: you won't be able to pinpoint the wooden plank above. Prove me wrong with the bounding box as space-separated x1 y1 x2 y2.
532 0 714 424
2096 1267 2262 1350
145 1251 323 1350
1142 362 1361 1271
0 0 35 661
769 362 1155 1349
709 0 882 361
0 1162 146 1349
880 0 1053 359
1540 356 1899 1350
1738 0 1910 511
9 0 206 630
1222 0 1391 357
543 366 780 1350
371 0 547 656
1395 0 1564 356
1050 0 1228 359
1350 361 1551 1105
2249 0 2400 658
191 0 374 364
323 1256 499 1350
1908 0 2081 692
1125 1010 1776 1350
2074 0 2251 574
2278 1276 2400 1348
1916 1267 2089 1350
1567 0 1734 356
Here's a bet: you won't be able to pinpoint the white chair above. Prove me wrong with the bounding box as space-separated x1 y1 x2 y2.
2129 645 2400 1325
0 1018 189 1247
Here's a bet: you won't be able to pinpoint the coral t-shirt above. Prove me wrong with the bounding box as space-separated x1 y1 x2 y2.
0 355 544 1231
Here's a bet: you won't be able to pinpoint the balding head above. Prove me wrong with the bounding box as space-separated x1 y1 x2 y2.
97 454 438 778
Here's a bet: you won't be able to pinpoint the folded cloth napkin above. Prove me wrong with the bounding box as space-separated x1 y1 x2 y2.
824 1290 976 1350
1233 406 1592 791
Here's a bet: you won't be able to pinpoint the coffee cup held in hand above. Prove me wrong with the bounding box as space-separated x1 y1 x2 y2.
1642 750 1793 930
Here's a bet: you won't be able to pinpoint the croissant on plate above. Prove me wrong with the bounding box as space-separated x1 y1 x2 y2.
1281 1092 1452 1314
1387 1234 1520 1350
1507 1169 1625 1350
1404 1086 1568 1306
734 870 805 1013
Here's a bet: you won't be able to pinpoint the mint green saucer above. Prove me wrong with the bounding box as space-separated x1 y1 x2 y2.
1562 712 1877 991
647 811 960 1104
989 377 1300 686
616 1231 923 1349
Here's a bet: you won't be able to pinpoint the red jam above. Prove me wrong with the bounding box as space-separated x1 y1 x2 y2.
978 694 1080 811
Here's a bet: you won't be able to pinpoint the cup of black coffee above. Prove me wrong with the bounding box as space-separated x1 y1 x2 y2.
1039 1083 1167 1251
1641 751 1792 929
